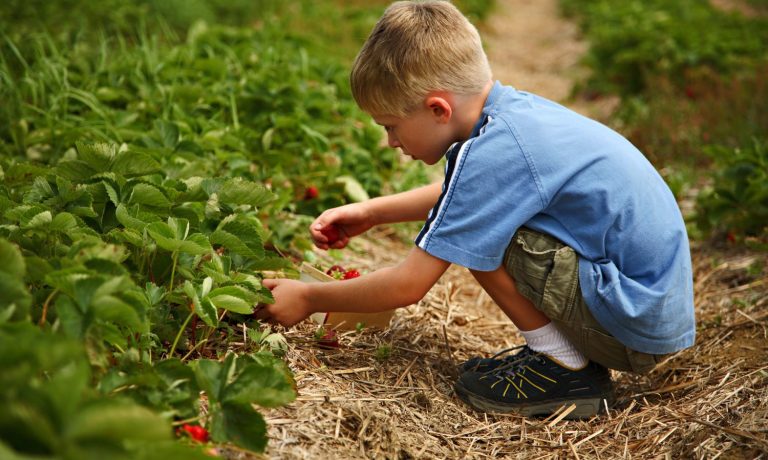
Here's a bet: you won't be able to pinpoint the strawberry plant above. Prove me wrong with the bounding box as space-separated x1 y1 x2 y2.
695 138 768 247
0 0 445 455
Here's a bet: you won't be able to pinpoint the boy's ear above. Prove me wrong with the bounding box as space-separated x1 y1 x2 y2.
425 95 452 123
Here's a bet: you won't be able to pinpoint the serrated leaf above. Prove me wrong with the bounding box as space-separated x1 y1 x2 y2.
76 141 117 173
178 233 211 255
222 362 296 408
50 212 77 233
102 180 121 206
116 204 151 231
207 294 251 314
217 178 274 208
147 222 181 252
112 151 161 177
67 399 170 443
24 210 52 229
205 286 257 314
193 358 225 402
183 281 217 327
107 228 144 247
57 160 97 181
129 183 171 208
212 403 267 453
210 219 264 259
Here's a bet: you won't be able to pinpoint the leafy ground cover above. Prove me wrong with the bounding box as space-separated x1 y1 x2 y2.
559 0 768 246
1 0 765 457
0 0 494 456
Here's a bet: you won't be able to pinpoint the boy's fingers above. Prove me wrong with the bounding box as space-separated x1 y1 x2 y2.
262 278 278 290
253 305 271 321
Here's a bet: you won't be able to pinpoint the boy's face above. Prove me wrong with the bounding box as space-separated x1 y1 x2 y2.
372 105 455 165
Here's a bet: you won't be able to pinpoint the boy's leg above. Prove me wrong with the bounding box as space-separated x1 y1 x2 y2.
469 267 587 369
454 228 615 418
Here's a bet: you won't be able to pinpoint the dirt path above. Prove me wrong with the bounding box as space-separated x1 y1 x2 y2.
482 0 617 119
257 3 768 459
483 0 585 103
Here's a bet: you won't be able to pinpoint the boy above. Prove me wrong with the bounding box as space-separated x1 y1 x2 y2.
258 1 695 418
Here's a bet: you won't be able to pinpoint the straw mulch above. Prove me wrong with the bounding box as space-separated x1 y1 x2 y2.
253 227 767 459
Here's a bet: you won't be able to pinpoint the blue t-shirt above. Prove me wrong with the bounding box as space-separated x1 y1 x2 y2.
415 81 695 355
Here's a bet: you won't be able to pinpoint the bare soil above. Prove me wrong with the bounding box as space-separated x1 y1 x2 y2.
249 2 768 459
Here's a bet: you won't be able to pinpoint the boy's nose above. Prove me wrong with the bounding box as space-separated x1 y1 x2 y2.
387 132 401 149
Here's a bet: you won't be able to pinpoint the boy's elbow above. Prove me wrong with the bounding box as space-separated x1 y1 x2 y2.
387 267 430 308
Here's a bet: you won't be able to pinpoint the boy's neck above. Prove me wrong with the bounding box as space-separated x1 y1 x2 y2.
453 80 493 140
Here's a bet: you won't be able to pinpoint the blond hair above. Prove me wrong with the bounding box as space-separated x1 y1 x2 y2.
350 1 492 117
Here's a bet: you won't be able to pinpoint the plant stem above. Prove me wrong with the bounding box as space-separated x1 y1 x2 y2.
181 338 208 361
169 309 194 358
38 288 58 326
169 250 178 289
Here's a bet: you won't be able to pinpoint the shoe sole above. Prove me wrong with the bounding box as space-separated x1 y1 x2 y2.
454 382 613 419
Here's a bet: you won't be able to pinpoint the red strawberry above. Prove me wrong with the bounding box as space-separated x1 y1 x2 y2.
326 264 346 279
343 269 360 280
320 225 341 244
180 424 209 443
316 329 340 348
304 186 319 200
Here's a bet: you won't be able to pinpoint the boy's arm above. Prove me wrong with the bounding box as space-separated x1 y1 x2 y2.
312 181 442 249
366 181 443 224
259 246 450 327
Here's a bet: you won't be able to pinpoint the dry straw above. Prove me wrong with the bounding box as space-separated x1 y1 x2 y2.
229 229 767 459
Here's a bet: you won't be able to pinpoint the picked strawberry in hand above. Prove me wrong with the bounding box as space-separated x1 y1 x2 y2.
320 224 341 244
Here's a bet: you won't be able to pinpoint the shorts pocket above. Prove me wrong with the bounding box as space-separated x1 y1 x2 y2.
504 229 560 308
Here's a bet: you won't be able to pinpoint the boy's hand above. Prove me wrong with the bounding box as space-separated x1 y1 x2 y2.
256 279 312 327
310 202 375 250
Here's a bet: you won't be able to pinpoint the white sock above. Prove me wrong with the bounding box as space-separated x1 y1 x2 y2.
520 322 588 369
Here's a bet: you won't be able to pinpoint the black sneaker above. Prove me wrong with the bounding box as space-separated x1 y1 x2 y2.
459 345 534 373
455 351 614 419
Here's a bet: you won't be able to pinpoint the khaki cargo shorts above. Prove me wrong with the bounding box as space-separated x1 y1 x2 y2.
503 227 668 374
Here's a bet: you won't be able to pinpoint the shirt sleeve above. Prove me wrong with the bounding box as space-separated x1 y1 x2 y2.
414 116 548 271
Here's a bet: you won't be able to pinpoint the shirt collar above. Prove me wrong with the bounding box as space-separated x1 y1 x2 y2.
469 80 506 138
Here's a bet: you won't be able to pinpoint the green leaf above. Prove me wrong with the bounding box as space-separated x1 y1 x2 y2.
336 175 370 202
115 204 154 231
193 359 225 403
76 141 117 173
183 281 217 327
146 221 182 252
129 184 171 208
112 151 161 177
50 212 77 233
155 120 179 149
0 239 31 322
205 286 256 314
23 210 52 229
217 178 274 208
210 219 264 259
57 160 97 182
212 403 267 453
222 362 296 408
0 239 25 278
66 399 171 443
